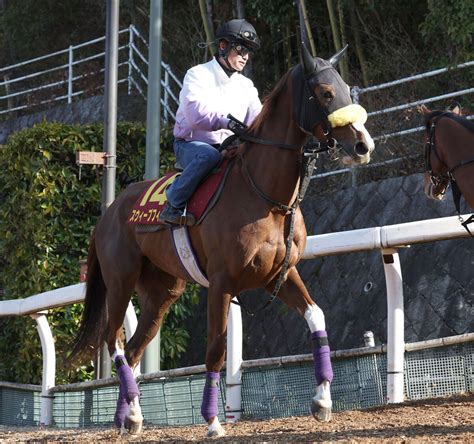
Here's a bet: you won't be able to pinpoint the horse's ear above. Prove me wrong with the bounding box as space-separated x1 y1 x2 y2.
329 44 348 66
418 104 430 116
302 43 315 75
448 101 462 115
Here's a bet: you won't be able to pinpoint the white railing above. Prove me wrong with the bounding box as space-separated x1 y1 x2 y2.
0 25 181 123
0 213 472 425
0 283 138 425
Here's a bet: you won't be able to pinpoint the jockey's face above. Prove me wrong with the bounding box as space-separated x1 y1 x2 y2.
220 41 250 72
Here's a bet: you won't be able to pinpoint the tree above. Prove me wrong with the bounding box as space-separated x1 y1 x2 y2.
420 0 474 64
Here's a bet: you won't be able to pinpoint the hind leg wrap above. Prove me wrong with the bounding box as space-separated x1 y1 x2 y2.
114 383 129 427
201 372 220 422
114 355 140 428
115 355 140 402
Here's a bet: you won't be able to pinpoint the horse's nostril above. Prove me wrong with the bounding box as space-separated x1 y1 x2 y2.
327 138 337 149
354 142 369 157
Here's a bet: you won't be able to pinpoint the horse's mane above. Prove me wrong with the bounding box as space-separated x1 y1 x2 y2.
425 110 474 133
247 68 294 133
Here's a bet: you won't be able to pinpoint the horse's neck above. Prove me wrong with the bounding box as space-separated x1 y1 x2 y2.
244 116 307 207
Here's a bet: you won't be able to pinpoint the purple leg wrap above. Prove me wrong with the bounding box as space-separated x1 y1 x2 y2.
114 384 128 427
312 330 334 385
115 356 140 403
201 371 220 422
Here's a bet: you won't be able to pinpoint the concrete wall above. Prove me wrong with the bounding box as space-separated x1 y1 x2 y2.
0 94 145 144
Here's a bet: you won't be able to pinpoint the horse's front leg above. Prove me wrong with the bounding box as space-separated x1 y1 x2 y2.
202 279 232 437
270 267 333 421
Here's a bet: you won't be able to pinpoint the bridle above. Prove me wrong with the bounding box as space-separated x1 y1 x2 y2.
425 113 474 235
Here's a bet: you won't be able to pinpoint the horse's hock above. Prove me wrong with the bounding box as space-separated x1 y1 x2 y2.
179 172 473 367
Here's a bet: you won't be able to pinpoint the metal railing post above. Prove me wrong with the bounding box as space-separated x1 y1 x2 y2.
351 86 360 104
128 25 134 95
164 69 169 124
68 45 73 104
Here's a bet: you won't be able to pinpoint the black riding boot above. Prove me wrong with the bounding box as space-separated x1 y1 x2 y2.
159 203 196 226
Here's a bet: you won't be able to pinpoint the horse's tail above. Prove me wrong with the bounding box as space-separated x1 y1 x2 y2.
69 229 108 362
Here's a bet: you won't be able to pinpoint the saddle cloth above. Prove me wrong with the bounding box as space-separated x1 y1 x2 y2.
128 159 230 226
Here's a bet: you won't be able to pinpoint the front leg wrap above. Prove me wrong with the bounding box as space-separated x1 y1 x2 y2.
201 371 220 422
311 330 334 384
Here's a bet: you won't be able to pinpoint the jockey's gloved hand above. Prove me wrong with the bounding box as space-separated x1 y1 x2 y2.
227 116 247 136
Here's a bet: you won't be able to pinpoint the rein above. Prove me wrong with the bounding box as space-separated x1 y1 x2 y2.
231 142 319 315
426 114 474 236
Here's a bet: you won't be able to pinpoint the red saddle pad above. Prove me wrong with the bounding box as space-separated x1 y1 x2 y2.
128 159 230 226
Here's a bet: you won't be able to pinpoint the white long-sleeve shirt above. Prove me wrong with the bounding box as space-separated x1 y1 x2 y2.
173 58 262 145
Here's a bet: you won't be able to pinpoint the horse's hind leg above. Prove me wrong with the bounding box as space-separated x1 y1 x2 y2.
271 267 333 421
126 262 187 368
102 279 142 434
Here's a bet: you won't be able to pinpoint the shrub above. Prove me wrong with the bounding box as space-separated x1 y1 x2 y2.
0 121 196 384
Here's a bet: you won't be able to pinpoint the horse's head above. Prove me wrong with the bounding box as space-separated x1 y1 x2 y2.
419 104 452 201
293 45 374 165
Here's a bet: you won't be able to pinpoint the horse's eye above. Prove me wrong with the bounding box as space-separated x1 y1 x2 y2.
324 91 333 99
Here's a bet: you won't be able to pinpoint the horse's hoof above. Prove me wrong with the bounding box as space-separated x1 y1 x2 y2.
207 425 226 438
207 417 226 438
124 415 143 435
311 399 332 422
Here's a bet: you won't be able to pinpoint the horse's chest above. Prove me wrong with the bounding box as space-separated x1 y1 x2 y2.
245 236 300 276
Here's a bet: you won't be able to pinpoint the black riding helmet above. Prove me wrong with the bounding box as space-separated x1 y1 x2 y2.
215 19 260 59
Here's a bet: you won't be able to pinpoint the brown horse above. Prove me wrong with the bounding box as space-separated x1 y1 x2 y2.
71 46 374 437
421 105 474 229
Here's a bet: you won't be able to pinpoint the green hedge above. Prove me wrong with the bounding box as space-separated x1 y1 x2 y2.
0 121 198 384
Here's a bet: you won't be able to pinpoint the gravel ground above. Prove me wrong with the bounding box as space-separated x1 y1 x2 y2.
0 393 472 443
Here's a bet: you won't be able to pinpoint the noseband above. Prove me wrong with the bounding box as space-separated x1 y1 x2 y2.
425 113 474 235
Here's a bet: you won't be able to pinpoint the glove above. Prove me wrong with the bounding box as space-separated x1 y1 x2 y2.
228 119 247 136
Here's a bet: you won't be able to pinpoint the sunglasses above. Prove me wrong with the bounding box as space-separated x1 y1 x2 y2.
231 43 254 58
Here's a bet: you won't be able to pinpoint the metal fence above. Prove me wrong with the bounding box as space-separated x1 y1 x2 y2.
0 25 181 123
0 336 472 427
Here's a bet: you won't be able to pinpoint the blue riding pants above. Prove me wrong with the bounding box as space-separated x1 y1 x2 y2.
165 139 222 209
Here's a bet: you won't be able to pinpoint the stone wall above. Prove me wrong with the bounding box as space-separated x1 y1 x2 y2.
0 94 146 144
179 173 473 367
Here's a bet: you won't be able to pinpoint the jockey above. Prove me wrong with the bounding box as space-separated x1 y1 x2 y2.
159 18 262 226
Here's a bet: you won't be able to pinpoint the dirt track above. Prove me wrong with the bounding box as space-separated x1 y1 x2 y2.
0 393 472 443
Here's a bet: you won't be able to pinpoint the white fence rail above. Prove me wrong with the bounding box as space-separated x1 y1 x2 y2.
0 284 138 425
0 214 472 425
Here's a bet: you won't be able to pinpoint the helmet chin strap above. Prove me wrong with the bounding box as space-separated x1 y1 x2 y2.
217 41 238 73
222 56 237 72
